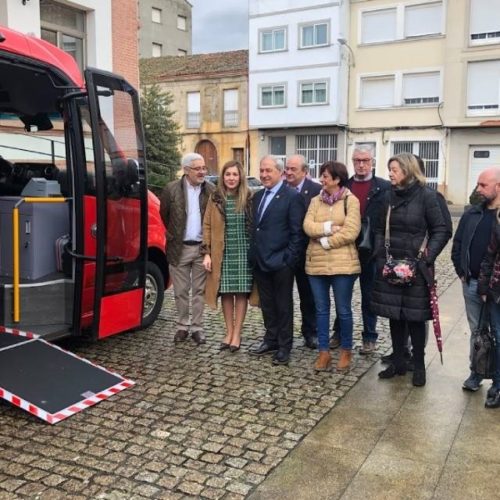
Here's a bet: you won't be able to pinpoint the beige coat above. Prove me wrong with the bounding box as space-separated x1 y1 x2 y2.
202 192 258 309
303 189 361 276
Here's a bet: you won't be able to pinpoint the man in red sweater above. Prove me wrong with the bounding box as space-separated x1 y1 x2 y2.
344 145 390 354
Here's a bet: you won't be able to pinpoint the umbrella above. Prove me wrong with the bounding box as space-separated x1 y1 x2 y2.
427 266 443 364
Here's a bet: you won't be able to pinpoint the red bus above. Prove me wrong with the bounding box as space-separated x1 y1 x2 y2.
0 25 168 340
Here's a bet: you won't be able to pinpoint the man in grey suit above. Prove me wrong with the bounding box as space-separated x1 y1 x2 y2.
285 154 321 348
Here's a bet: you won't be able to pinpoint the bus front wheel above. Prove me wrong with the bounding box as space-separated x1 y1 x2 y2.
142 261 164 328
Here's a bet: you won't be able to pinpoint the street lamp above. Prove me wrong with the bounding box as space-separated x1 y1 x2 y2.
337 38 355 67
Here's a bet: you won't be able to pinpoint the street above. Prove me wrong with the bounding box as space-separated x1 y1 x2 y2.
0 230 458 499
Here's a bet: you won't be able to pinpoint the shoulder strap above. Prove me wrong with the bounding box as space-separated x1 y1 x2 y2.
344 195 348 216
385 205 428 259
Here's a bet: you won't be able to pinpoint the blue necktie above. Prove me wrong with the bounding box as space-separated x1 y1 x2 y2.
258 189 271 221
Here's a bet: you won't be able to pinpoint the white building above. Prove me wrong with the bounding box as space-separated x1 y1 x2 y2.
0 0 113 72
248 0 349 177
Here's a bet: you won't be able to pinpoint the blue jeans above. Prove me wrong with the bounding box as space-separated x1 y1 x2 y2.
488 301 500 389
360 259 378 342
308 274 357 351
462 279 489 379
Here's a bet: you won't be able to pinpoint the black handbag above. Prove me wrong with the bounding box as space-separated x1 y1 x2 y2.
382 206 428 287
471 305 496 379
357 217 372 254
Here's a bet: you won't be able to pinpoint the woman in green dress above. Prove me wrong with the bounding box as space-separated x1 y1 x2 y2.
202 161 253 351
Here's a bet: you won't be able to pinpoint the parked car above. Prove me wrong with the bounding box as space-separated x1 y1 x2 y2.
206 175 263 192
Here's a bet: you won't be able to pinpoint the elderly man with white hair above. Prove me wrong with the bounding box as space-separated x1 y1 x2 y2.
160 153 215 345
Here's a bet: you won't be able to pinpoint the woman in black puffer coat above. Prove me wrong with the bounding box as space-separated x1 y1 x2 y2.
371 153 451 386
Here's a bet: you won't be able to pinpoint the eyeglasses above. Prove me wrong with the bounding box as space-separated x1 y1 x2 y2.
188 166 207 172
352 158 372 164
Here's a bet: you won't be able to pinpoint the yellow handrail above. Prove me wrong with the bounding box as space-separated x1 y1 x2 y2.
12 197 68 323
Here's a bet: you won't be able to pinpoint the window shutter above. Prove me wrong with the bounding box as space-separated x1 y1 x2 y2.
361 9 397 43
467 61 500 107
470 0 500 37
402 72 440 103
187 92 201 113
405 3 442 37
223 89 238 111
360 76 395 108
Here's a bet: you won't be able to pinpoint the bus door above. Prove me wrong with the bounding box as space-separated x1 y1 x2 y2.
82 68 147 339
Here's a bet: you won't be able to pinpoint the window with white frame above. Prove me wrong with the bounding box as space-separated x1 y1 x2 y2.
152 7 162 24
178 49 187 56
296 134 337 178
361 8 397 44
470 0 500 45
223 89 239 127
40 0 86 69
187 92 201 128
299 81 328 106
177 15 187 31
402 72 440 105
360 76 395 108
259 27 286 53
392 141 440 189
360 71 441 109
404 3 442 38
259 84 286 108
467 60 500 116
300 21 329 48
152 43 162 58
361 2 443 44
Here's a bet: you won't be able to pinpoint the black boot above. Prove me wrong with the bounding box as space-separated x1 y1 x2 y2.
412 368 426 387
378 363 407 379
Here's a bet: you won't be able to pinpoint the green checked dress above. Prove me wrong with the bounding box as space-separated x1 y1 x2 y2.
219 196 252 294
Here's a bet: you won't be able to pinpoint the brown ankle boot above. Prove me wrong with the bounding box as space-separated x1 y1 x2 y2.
314 351 332 371
337 349 352 372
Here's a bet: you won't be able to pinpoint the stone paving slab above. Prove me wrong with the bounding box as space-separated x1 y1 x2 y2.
0 232 457 499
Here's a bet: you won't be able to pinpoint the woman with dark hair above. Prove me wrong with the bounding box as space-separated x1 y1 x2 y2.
202 160 254 352
371 153 450 386
303 161 361 372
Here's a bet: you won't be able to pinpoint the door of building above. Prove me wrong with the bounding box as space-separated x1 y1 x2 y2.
468 146 500 195
196 140 218 174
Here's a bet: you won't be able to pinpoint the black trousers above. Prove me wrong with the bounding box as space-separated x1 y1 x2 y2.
254 265 294 352
294 265 317 338
390 319 426 369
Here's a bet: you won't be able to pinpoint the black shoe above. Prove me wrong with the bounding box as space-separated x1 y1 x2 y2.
249 341 278 356
229 344 240 353
378 364 407 379
191 331 206 345
381 352 394 364
303 335 317 349
487 385 500 399
412 368 426 387
219 342 230 351
485 390 500 409
272 349 290 365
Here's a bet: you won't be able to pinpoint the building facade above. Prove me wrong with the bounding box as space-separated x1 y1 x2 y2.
346 0 500 203
248 0 349 178
140 50 252 175
138 0 192 59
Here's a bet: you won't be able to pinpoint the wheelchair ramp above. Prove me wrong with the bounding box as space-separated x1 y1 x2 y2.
0 328 134 424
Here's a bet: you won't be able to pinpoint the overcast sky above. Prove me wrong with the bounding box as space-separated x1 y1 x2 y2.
190 0 249 53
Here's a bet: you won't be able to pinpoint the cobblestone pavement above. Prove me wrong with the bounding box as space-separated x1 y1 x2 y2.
0 225 459 499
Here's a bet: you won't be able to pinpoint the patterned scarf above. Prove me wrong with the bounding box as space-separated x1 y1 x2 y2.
320 186 346 206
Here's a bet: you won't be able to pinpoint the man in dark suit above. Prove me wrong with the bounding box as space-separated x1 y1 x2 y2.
285 154 321 348
249 155 306 365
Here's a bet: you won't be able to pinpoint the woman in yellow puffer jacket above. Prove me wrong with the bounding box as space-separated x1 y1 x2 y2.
304 161 361 373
